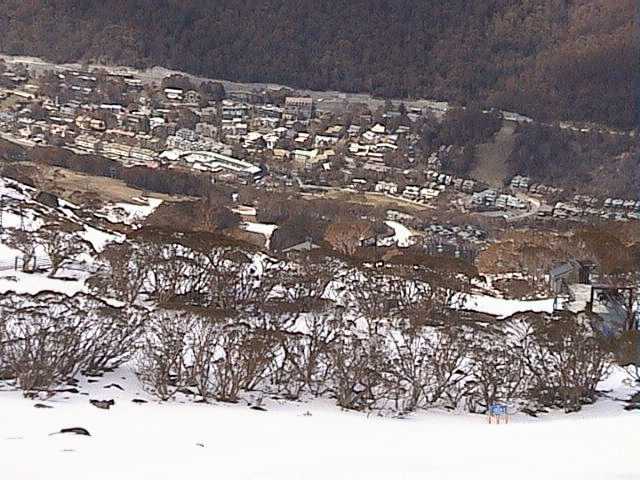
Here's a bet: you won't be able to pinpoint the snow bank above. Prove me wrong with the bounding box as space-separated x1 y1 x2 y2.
457 293 555 318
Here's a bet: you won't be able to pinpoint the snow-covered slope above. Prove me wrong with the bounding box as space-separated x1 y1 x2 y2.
0 367 637 480
0 177 126 296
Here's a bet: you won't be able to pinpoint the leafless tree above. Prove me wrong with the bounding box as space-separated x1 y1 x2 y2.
6 228 38 273
274 305 343 398
90 242 153 306
522 313 612 412
38 225 86 277
466 327 529 413
0 292 149 392
138 311 193 400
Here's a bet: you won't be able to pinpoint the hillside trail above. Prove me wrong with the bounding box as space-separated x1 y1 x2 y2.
471 121 517 188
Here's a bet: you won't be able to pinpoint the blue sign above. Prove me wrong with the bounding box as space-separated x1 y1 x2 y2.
489 404 507 416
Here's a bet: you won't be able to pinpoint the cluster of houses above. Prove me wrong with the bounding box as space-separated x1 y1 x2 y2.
511 176 640 221
509 175 563 196
471 189 529 211
550 200 640 221
0 64 423 188
1 60 639 227
354 171 476 205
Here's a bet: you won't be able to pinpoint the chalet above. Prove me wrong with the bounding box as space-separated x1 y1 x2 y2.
387 210 414 222
420 187 440 200
347 125 362 137
537 205 554 217
495 194 527 210
164 88 184 101
314 134 339 147
402 185 420 199
271 148 289 160
294 132 311 144
282 239 321 254
90 118 107 131
291 148 319 165
461 180 475 193
75 134 100 151
184 90 201 104
472 189 497 206
283 97 313 121
195 122 217 138
375 181 398 195
363 160 390 174
351 178 368 191
510 175 530 190
553 202 583 218
370 123 386 134
180 151 262 179
129 146 156 162
101 142 132 158
255 104 283 119
99 104 126 114
221 120 248 136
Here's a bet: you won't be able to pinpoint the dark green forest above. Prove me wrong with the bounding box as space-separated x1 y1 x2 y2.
0 0 636 127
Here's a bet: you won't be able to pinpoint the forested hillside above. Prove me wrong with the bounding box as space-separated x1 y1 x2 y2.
0 0 635 127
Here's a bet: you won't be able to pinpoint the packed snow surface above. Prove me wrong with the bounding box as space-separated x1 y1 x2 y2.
0 270 87 296
241 221 278 249
79 225 124 252
97 197 163 225
384 220 414 247
0 367 637 480
458 293 555 318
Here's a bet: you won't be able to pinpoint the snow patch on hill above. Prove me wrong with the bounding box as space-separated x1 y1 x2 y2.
384 220 415 247
241 221 278 249
458 293 555 318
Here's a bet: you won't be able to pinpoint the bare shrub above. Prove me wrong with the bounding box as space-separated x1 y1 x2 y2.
275 307 342 398
466 328 529 413
203 325 278 402
609 330 640 384
522 314 612 412
1 300 92 391
89 242 153 306
84 305 147 373
0 293 146 392
5 228 38 272
38 224 86 277
327 331 393 411
137 311 193 400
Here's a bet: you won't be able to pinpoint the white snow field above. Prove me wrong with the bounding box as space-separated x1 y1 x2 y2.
241 221 279 249
458 293 556 318
384 220 415 247
0 368 638 480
